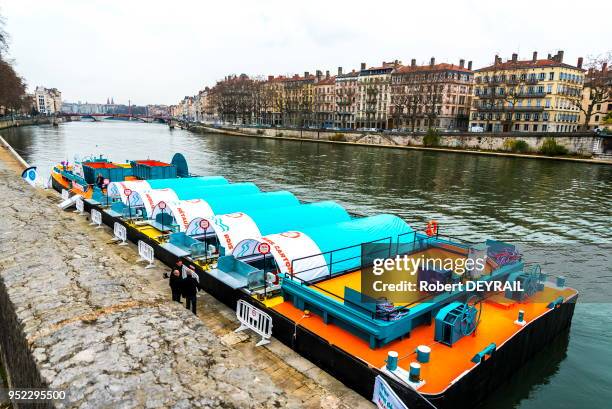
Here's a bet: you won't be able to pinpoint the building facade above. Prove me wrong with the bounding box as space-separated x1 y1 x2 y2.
34 86 62 115
469 51 585 132
579 64 611 131
334 67 359 129
390 58 473 131
356 62 394 129
313 70 335 128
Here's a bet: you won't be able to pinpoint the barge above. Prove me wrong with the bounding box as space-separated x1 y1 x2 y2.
50 153 577 409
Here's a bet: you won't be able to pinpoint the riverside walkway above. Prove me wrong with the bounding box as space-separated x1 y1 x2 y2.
0 143 369 408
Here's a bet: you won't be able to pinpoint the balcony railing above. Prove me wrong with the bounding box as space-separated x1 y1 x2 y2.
475 105 545 112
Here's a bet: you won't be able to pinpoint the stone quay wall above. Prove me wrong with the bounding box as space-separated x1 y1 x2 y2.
194 124 602 158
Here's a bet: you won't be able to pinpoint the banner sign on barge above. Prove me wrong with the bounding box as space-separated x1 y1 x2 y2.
372 376 409 409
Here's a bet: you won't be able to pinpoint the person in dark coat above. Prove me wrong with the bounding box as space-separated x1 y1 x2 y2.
168 269 182 303
182 269 199 315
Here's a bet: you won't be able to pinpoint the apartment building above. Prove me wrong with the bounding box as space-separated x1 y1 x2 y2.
284 72 315 127
356 62 395 129
579 64 611 131
34 86 62 115
390 58 473 131
469 51 585 132
334 67 359 129
313 70 335 128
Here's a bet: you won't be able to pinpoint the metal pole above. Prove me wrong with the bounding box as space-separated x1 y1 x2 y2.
161 208 164 232
204 228 208 264
263 253 267 298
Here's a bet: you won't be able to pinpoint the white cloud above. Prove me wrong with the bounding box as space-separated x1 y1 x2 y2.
2 0 610 105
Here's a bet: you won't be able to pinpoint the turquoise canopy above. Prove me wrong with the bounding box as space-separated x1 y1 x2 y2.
147 176 229 189
298 214 413 275
248 201 350 235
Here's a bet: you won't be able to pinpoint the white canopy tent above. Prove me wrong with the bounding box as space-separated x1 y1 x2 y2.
232 232 329 281
150 199 216 232
107 180 150 203
185 212 261 253
138 189 180 217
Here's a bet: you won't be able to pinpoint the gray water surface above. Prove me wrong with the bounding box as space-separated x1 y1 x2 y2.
3 121 611 409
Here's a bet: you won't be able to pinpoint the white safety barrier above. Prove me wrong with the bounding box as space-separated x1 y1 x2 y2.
137 240 155 269
74 195 84 214
235 299 273 346
90 209 103 228
61 189 70 200
112 222 128 246
182 265 199 283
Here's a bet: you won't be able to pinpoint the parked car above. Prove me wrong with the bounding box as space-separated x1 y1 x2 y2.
469 126 485 133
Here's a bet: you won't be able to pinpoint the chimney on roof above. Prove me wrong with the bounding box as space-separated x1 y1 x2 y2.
494 55 499 65
411 58 416 67
338 66 343 75
468 61 473 70
548 53 552 59
430 57 435 67
577 57 583 69
268 75 274 81
326 70 330 79
603 62 608 72
459 59 465 68
316 70 322 80
512 53 518 62
304 71 309 78
556 50 564 63
360 62 366 70
532 51 538 62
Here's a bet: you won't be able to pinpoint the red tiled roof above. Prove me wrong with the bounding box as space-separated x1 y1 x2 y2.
394 63 472 74
315 76 336 85
476 59 583 72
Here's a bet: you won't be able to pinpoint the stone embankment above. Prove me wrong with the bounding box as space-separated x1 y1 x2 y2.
0 118 54 131
191 124 612 164
0 144 369 408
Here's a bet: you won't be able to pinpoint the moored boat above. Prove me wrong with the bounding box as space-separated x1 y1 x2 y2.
52 152 578 409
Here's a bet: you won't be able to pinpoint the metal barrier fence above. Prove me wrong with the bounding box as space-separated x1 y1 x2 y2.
235 299 273 346
112 222 127 246
137 240 155 269
90 209 103 228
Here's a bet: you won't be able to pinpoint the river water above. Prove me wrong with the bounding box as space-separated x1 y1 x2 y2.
3 121 610 409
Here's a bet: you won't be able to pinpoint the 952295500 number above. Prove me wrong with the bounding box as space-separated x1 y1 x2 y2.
3 388 67 402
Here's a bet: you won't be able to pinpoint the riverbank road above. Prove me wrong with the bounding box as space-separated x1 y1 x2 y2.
0 144 371 408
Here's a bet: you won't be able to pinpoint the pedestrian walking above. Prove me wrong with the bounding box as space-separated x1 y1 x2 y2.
169 269 182 303
182 268 199 315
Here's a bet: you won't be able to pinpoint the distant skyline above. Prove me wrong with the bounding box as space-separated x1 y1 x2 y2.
2 0 610 105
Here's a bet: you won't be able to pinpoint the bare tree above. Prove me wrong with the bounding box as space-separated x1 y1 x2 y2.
572 53 612 129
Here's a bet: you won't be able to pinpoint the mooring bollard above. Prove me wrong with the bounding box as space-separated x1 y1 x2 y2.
416 345 431 363
385 351 398 371
409 362 421 382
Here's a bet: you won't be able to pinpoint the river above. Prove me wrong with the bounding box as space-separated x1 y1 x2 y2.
2 121 611 409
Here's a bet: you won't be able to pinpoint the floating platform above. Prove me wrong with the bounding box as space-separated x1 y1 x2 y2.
52 155 578 409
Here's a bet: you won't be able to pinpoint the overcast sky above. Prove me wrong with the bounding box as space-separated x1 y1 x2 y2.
2 0 610 105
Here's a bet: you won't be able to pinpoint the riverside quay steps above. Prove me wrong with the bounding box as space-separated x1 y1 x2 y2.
46 152 578 409
0 147 369 407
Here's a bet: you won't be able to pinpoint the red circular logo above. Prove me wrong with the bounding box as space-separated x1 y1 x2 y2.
124 188 132 196
199 219 210 229
158 201 167 210
258 243 271 254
